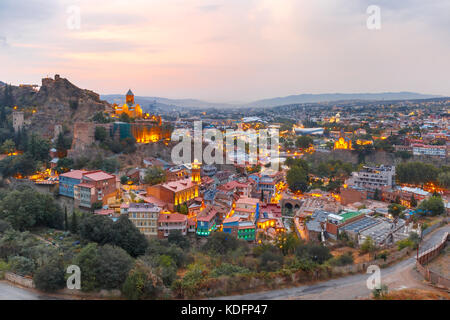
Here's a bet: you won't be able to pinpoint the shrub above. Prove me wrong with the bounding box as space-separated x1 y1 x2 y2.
8 256 36 276
210 263 250 278
33 261 66 292
329 252 354 266
122 260 164 300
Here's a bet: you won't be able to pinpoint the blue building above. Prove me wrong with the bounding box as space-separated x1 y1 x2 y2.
59 170 87 198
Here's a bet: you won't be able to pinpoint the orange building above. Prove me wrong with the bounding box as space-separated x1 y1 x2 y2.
147 178 199 211
114 89 143 119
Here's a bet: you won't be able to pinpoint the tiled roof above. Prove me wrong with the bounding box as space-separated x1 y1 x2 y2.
60 170 88 180
158 213 187 223
84 171 115 181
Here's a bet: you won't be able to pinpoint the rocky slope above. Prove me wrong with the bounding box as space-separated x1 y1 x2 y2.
0 75 110 137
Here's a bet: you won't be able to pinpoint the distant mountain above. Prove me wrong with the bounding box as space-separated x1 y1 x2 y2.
245 92 442 108
103 91 442 110
0 81 5 87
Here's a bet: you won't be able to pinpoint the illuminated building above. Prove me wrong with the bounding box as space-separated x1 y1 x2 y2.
113 89 143 118
196 206 218 236
334 136 353 150
191 159 201 183
147 178 199 211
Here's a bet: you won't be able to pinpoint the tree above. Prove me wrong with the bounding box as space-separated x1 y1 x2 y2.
168 230 190 250
8 256 36 276
94 127 107 142
64 207 69 231
203 232 241 255
360 237 376 254
0 188 63 231
144 167 166 185
33 260 66 292
110 215 148 257
388 203 405 219
373 189 381 201
95 245 133 290
79 215 148 257
437 171 450 189
396 162 439 185
122 260 163 300
295 136 313 149
1 139 15 154
410 194 417 208
55 157 74 174
419 196 445 216
70 211 78 234
73 243 99 291
286 166 309 193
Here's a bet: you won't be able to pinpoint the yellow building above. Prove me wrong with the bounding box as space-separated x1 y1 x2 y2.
114 89 143 119
334 136 353 150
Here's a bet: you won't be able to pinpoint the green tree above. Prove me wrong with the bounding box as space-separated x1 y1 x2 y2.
287 166 309 193
410 194 417 208
437 171 450 189
0 188 63 231
70 211 78 234
94 126 107 142
295 136 313 149
144 167 166 185
418 196 445 216
122 260 163 300
388 203 405 219
95 245 133 290
1 139 15 154
360 237 376 254
33 260 66 292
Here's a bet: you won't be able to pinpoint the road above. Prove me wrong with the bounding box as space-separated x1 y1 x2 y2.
215 225 449 300
0 281 45 300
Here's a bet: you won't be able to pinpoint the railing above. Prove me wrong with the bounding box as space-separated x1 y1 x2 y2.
416 231 449 289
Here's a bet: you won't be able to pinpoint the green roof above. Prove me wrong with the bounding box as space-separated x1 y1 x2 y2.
339 211 363 222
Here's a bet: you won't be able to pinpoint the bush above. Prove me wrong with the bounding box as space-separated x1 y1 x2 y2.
8 256 36 276
210 263 250 278
329 252 354 266
122 260 164 300
33 261 66 292
0 189 63 231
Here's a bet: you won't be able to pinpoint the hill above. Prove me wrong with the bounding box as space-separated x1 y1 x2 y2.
0 75 110 137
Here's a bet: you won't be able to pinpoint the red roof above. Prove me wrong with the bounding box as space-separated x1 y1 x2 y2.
158 213 187 223
60 170 88 180
83 171 115 181
162 178 196 192
197 206 218 222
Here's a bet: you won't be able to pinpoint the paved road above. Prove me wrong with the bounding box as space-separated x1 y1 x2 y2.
0 282 43 300
215 225 449 300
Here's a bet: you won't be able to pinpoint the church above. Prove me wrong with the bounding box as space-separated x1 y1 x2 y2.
113 89 143 119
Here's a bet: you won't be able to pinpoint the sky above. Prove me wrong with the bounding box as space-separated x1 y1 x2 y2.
0 0 449 102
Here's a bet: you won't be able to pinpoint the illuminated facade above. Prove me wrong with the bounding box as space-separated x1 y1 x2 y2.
334 136 353 150
191 159 201 183
113 89 143 118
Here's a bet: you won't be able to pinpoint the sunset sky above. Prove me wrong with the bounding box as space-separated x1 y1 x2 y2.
1 0 449 102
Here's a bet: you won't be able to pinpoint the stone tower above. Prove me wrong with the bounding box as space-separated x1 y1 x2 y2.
12 110 24 132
